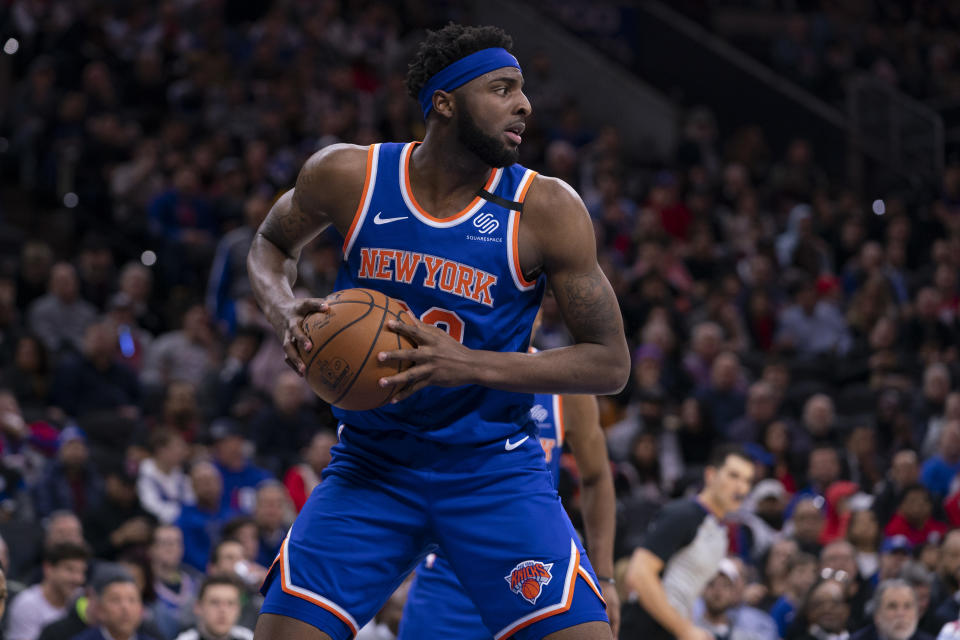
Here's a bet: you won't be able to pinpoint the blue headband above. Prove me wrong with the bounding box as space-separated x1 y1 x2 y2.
418 47 521 118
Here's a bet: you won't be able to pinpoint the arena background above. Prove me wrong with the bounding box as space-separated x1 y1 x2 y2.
1 1 960 639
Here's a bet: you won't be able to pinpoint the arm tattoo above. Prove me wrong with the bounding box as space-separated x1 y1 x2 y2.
560 270 619 343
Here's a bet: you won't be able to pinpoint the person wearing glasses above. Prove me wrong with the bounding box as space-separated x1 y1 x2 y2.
795 575 852 640
822 540 875 631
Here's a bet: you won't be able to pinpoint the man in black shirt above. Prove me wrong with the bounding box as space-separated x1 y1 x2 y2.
621 445 755 640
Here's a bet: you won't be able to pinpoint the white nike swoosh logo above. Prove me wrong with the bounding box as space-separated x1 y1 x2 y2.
373 211 408 225
505 435 529 451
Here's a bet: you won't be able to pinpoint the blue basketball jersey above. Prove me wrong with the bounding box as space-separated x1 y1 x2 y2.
531 392 564 486
332 142 545 444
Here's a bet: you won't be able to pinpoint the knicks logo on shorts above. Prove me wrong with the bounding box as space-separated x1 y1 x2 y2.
505 560 554 605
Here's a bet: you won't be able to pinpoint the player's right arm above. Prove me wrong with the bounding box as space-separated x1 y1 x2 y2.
626 549 710 640
247 143 368 373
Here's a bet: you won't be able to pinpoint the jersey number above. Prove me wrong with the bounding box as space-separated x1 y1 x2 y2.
395 302 465 343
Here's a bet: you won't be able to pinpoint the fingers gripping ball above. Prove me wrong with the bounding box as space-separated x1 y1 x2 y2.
298 288 416 410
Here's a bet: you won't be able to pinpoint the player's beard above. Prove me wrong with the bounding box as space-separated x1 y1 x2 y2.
456 100 519 168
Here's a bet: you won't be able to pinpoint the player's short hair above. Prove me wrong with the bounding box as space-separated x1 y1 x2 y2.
707 443 752 469
406 23 514 102
197 574 243 601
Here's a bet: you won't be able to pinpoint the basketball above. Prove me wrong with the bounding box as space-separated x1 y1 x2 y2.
521 579 540 601
298 288 416 411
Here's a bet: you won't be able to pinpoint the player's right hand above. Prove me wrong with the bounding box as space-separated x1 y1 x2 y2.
277 297 329 376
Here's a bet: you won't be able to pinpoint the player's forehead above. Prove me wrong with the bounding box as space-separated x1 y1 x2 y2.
467 66 524 88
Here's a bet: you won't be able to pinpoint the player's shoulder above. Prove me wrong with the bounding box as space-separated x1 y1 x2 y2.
523 174 586 215
654 498 710 528
301 143 370 179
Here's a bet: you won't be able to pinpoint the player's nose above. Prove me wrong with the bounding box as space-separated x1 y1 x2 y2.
516 91 532 117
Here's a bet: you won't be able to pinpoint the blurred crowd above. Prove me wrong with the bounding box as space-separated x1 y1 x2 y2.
2 1 960 640
711 1 960 105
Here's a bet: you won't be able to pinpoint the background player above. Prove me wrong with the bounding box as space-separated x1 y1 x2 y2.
399 391 620 638
248 23 629 640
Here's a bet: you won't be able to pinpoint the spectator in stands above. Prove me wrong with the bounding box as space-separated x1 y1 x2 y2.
174 576 252 640
283 429 336 513
76 234 116 312
70 563 154 640
848 509 881 580
900 563 939 636
155 381 203 444
2 335 53 420
930 531 960 623
31 426 104 519
149 525 200 638
204 540 262 631
795 575 852 640
49 320 140 420
801 394 840 449
26 263 97 356
915 364 952 458
795 446 844 508
207 419 269 514
776 276 853 359
821 540 874 631
106 293 153 374
141 305 219 390
116 264 163 337
206 194 269 334
695 351 747 437
791 497 828 556
6 542 89 640
249 372 317 474
729 381 781 443
921 421 960 502
137 428 194 525
252 481 291 567
878 537 915 583
875 450 921 527
203 327 262 422
770 552 819 638
83 465 155 561
683 321 724 388
884 486 948 547
696 558 779 640
175 462 236 572
852 578 932 640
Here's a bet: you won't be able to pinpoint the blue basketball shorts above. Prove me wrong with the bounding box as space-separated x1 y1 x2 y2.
259 425 608 640
398 551 606 640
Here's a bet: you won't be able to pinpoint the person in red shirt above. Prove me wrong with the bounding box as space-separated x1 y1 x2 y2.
883 484 948 546
282 430 336 512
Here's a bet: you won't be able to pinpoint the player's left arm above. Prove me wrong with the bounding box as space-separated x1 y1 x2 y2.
563 393 620 635
379 176 630 398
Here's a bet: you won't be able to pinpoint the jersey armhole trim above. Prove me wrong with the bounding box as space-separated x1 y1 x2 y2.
277 535 360 636
554 394 565 446
342 144 380 260
494 539 579 640
507 170 539 291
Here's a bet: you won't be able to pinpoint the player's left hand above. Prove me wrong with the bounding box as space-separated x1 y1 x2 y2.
601 581 620 637
377 316 474 402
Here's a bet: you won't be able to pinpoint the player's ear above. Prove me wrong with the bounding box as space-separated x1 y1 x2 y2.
433 90 455 119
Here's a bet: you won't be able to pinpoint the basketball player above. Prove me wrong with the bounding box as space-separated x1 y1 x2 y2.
399 392 620 639
247 23 629 640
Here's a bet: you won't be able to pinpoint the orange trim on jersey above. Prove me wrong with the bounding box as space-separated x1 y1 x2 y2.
555 395 565 446
341 144 377 254
510 171 539 288
261 548 283 592
402 142 496 223
277 539 359 636
497 547 580 639
577 566 605 604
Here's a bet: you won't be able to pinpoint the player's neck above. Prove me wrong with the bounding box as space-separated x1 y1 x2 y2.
697 490 726 519
411 133 492 204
